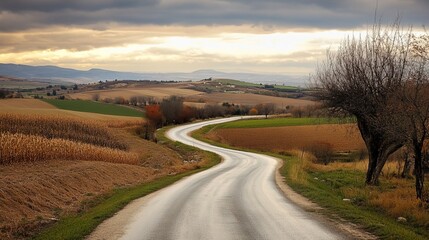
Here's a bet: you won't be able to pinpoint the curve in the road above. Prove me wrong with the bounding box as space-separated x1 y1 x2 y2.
109 117 345 240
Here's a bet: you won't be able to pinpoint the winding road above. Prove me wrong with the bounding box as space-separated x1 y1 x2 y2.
90 117 345 240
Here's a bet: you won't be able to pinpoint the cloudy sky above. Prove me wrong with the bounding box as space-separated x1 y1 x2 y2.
0 0 427 75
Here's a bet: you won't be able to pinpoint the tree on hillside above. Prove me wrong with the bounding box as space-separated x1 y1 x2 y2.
145 104 163 128
0 89 10 99
255 103 276 118
160 96 184 124
313 20 412 185
142 104 163 140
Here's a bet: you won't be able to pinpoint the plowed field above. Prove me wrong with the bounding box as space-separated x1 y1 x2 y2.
207 124 365 152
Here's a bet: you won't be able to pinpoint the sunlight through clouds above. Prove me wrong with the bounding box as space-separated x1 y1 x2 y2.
0 28 357 73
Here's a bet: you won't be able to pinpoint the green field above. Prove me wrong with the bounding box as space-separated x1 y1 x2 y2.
213 78 299 91
42 99 143 117
272 85 300 91
216 117 353 129
214 78 261 87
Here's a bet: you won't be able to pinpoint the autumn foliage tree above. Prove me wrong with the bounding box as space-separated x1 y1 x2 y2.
145 104 163 128
143 104 163 140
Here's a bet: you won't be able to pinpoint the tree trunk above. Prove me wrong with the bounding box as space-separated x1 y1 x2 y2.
357 119 382 185
365 144 380 184
414 143 424 199
401 154 413 178
357 119 402 185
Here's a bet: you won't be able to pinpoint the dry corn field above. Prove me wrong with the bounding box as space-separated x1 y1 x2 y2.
0 113 127 150
0 132 139 165
0 108 201 239
0 113 143 165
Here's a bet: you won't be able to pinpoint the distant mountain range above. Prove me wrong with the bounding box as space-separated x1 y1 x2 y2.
0 63 308 87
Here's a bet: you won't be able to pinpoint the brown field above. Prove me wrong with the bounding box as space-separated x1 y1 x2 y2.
69 88 314 108
207 124 365 152
0 99 56 109
186 92 315 107
0 160 164 239
0 107 199 239
69 87 203 100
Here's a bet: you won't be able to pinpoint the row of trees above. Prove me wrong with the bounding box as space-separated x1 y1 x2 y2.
141 96 278 140
0 89 23 99
314 20 429 200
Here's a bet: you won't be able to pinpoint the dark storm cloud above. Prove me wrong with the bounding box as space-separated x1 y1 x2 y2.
0 0 427 32
0 0 158 12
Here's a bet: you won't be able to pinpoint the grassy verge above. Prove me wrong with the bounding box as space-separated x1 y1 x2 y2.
34 125 220 240
280 157 428 240
214 117 354 129
192 123 429 240
42 99 143 117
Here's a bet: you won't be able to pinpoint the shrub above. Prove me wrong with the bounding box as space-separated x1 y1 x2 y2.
305 142 334 165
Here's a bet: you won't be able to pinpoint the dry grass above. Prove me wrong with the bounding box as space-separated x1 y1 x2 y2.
0 160 158 239
0 113 128 150
69 87 203 100
209 124 365 152
0 99 56 109
291 150 429 229
0 132 139 165
286 150 312 185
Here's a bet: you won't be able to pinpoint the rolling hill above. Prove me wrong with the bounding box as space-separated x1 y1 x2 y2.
0 63 308 86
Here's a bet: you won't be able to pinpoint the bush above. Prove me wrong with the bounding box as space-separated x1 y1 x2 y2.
305 142 334 165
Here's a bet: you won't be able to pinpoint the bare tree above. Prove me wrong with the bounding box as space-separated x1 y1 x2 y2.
313 20 412 185
255 103 276 119
396 32 429 199
160 96 184 124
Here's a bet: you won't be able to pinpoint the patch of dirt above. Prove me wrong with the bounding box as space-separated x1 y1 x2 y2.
208 124 365 152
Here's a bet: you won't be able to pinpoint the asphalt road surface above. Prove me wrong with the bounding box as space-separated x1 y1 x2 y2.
112 117 344 240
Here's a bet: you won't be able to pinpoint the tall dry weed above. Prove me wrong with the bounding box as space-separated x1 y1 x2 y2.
287 149 311 185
